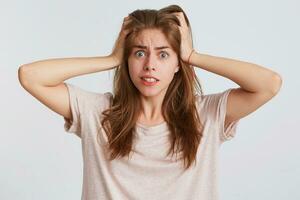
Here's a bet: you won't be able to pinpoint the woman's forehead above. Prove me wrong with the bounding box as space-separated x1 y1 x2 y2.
134 29 169 44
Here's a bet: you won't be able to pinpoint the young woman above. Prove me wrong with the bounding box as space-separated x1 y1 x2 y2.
18 4 282 200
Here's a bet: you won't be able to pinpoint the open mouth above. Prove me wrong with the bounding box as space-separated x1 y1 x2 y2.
140 77 159 86
140 77 159 82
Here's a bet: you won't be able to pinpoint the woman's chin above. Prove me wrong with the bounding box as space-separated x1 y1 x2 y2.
139 90 159 97
137 86 169 98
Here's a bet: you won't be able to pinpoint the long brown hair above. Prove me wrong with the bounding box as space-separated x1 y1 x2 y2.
100 4 204 170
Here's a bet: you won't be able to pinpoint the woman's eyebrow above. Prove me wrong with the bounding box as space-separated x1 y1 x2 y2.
132 45 170 50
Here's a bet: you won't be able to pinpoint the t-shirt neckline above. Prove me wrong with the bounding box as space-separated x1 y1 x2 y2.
136 121 168 133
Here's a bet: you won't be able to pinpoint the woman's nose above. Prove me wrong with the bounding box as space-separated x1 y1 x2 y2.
144 65 156 71
144 53 157 71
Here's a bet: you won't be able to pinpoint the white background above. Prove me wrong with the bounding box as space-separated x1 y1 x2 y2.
1 0 298 199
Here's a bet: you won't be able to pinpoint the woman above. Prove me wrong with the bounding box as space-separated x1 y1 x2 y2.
18 4 282 200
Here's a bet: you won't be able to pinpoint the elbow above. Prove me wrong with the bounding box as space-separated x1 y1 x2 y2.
18 65 32 88
18 65 26 85
269 72 283 95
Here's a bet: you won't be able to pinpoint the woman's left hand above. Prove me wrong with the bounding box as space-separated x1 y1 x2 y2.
174 12 194 64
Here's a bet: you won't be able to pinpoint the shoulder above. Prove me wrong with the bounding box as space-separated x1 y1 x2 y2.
65 82 113 111
195 89 233 119
196 89 232 105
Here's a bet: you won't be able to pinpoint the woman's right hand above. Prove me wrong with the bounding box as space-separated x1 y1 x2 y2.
110 16 132 67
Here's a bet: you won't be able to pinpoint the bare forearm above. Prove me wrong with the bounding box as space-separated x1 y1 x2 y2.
19 55 118 87
189 51 282 94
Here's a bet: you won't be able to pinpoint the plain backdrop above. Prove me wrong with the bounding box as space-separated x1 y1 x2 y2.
1 0 299 199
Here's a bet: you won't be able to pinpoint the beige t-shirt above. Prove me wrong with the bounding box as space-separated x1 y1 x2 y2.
63 82 240 200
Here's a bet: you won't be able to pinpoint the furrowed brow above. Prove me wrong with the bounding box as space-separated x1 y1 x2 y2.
132 45 170 50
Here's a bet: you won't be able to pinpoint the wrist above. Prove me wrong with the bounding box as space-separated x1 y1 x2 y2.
108 54 120 67
187 49 196 64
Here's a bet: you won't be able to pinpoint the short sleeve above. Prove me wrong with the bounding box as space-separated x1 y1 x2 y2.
198 88 240 144
217 89 240 143
63 82 112 138
63 83 82 138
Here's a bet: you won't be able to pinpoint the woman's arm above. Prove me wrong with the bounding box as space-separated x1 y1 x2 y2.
17 55 118 121
18 55 118 87
189 52 282 94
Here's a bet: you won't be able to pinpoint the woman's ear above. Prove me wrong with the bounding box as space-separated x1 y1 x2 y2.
175 66 180 73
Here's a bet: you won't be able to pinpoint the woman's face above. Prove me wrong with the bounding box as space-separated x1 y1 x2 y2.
128 29 179 98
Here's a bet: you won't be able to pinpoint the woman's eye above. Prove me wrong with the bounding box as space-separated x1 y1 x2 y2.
135 50 145 57
160 51 169 59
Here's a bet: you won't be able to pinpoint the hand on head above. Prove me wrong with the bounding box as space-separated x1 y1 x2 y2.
110 15 132 66
173 12 194 64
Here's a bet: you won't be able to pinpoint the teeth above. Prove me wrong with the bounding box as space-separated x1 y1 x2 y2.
142 77 157 82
